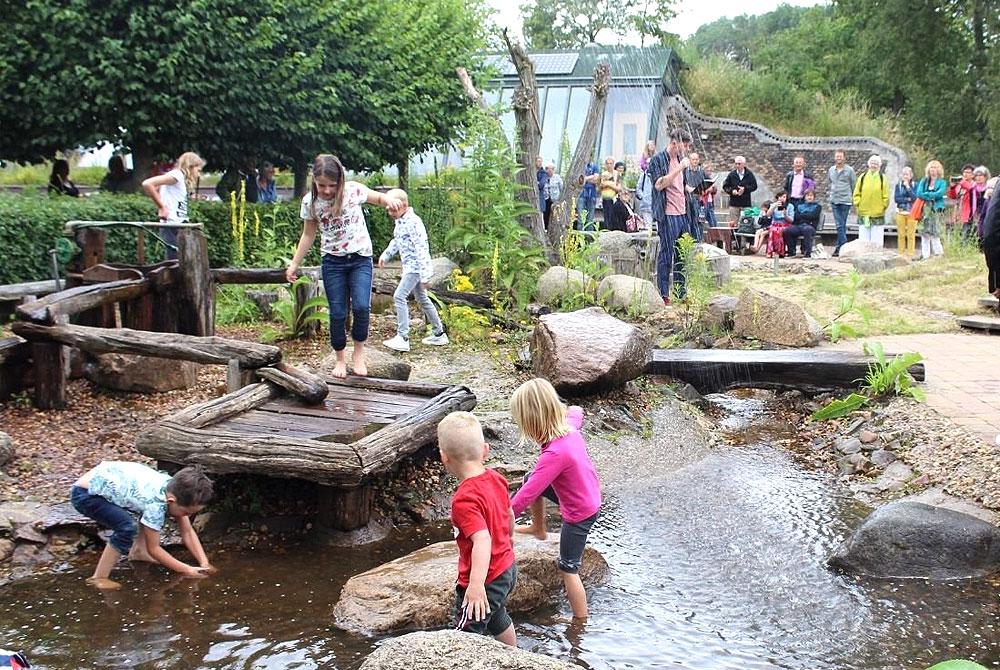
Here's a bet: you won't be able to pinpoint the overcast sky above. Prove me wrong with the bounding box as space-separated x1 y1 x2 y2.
486 0 823 41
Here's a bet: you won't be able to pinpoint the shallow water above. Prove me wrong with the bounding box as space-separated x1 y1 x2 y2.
3 393 999 669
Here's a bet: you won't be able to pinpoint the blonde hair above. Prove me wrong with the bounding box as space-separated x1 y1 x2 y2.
437 412 485 462
386 188 408 207
510 378 570 445
309 153 347 220
925 160 944 180
175 152 205 192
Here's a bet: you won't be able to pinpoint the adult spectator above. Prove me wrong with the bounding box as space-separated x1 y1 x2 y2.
893 166 918 258
684 152 707 242
948 163 975 236
852 154 890 249
48 159 80 197
700 162 719 227
256 161 278 204
784 189 821 257
635 161 654 230
915 160 947 259
100 155 133 193
648 128 692 305
216 161 259 203
535 155 549 215
599 156 621 230
983 183 1000 307
827 149 856 257
543 163 563 230
784 155 815 209
639 140 656 172
970 166 991 242
576 155 601 231
979 174 997 242
722 156 757 223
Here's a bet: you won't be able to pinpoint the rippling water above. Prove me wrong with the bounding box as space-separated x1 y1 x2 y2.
2 393 998 669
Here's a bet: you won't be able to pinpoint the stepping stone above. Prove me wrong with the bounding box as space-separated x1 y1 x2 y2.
958 315 1000 333
979 295 999 311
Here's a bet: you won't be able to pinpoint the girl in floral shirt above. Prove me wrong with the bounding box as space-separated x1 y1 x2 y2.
286 154 403 378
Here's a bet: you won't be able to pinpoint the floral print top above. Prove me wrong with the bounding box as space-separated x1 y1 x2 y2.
379 208 434 282
88 461 171 531
299 181 373 257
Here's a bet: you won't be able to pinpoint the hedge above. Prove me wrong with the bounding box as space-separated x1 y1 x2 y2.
0 188 460 285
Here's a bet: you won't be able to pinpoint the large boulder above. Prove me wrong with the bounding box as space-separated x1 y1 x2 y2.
836 239 883 261
698 244 731 287
429 257 460 289
701 295 739 331
827 500 1000 579
596 275 663 315
536 266 590 306
852 252 909 275
333 534 608 635
531 307 650 395
0 431 13 467
733 287 822 347
358 630 577 670
84 354 199 393
595 230 635 255
321 348 411 381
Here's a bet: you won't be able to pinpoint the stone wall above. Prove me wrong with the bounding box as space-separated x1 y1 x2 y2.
658 96 910 212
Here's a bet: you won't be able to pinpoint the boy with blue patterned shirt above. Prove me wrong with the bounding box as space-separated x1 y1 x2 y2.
378 189 449 352
71 461 214 590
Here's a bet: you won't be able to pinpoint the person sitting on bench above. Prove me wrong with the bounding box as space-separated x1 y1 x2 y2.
783 189 821 257
749 201 771 254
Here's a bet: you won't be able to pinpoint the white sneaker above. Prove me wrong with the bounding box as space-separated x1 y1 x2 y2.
421 332 450 346
383 335 410 352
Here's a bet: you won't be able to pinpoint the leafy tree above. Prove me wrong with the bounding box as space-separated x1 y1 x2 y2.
519 0 677 47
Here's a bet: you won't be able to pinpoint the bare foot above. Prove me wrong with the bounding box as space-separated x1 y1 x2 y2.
332 360 348 379
515 525 547 540
352 352 368 377
86 576 122 590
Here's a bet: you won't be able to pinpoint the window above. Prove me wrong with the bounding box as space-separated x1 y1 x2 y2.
563 87 592 166
598 86 658 165
539 86 570 170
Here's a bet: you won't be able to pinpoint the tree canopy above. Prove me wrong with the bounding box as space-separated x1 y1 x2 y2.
0 0 487 182
520 0 677 48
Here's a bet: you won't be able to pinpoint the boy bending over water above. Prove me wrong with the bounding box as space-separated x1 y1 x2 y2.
71 461 214 589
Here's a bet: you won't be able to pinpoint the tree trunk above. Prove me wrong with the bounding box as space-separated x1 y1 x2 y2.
293 156 309 199
176 229 214 336
548 63 612 258
127 144 155 193
502 30 547 249
397 158 410 191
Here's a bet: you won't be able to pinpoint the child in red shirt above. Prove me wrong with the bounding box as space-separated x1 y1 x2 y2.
438 411 517 646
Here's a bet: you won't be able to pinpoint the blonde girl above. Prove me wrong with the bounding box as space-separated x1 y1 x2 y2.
915 160 947 259
285 154 403 378
894 166 918 258
142 152 205 260
509 378 602 620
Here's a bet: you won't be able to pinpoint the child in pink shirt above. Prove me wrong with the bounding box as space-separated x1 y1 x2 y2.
510 378 602 619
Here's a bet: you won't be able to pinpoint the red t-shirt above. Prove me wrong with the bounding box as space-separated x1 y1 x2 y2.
451 469 515 588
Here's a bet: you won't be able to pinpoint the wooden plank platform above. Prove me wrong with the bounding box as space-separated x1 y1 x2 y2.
979 295 999 311
647 349 927 394
958 315 1000 334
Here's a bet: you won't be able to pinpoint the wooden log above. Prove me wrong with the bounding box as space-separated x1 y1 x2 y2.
16 279 150 325
226 359 255 393
164 382 278 429
78 227 107 270
11 322 282 368
135 423 364 486
176 229 214 336
0 336 30 400
647 349 927 394
324 374 452 397
256 362 329 404
958 315 1000 333
0 280 59 303
32 341 67 409
212 268 293 284
148 264 180 333
355 384 477 476
371 276 492 309
317 485 375 531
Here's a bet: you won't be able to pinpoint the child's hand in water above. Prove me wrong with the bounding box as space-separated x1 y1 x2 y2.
200 563 218 575
462 583 490 622
181 565 212 578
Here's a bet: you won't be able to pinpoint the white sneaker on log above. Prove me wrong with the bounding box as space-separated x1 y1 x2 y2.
421 333 450 346
383 335 410 352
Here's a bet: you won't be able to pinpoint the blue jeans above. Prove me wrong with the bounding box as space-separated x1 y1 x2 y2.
702 201 718 227
71 485 137 554
394 272 444 339
160 227 178 260
656 214 688 299
832 203 851 248
577 193 597 231
321 253 373 351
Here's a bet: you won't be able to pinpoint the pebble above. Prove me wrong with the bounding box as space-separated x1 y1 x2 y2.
859 430 878 444
871 449 897 468
836 437 863 455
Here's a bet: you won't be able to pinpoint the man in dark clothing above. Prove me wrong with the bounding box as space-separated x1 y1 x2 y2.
535 156 549 214
982 192 1000 307
648 128 692 304
783 189 822 257
722 156 758 222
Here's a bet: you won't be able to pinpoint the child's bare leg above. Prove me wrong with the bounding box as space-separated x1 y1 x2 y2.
562 571 588 619
87 544 123 590
352 342 368 376
332 349 348 378
515 498 547 540
128 541 157 563
494 623 517 647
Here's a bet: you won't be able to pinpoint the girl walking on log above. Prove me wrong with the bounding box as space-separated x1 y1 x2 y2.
142 152 205 260
286 154 403 378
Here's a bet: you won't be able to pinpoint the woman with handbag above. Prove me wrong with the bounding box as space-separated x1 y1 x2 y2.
894 166 918 258
915 160 947 259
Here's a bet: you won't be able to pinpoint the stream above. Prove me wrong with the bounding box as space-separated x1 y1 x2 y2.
2 392 999 669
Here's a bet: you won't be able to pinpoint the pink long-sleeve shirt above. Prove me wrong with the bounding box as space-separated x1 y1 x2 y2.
511 407 602 524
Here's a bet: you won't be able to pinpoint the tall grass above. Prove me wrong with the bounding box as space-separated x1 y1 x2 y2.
682 57 925 163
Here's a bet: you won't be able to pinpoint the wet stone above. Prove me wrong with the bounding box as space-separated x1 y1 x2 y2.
11 542 53 567
838 453 867 476
837 438 863 455
871 449 898 468
13 525 47 544
859 430 879 444
0 501 47 532
0 538 13 562
877 461 914 492
0 431 13 467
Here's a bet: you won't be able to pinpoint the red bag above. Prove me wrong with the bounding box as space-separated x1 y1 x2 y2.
910 197 925 221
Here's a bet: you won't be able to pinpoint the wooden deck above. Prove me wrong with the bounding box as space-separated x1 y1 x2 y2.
958 315 1000 334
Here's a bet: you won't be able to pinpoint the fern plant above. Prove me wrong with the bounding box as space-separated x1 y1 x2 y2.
262 276 327 342
810 342 925 420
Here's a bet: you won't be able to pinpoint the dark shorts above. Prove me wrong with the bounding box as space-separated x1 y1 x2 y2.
454 563 517 636
521 472 600 574
70 485 138 554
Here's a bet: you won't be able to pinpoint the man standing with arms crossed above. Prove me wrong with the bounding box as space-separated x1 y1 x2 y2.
828 149 856 257
647 128 692 305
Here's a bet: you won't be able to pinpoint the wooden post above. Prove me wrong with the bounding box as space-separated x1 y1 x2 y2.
73 228 115 327
32 341 67 409
176 229 214 336
316 485 375 532
136 229 146 265
0 337 30 401
294 278 321 337
226 359 255 393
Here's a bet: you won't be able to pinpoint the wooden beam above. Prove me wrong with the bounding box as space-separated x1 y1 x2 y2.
16 279 150 324
32 341 67 409
212 268 290 284
163 382 279 429
317 485 375 531
0 336 30 401
647 349 926 394
256 362 329 404
323 374 453 397
0 280 59 303
11 322 282 368
176 229 214 336
371 276 492 309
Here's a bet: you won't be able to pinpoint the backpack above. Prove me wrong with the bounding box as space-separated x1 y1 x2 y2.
859 171 884 192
